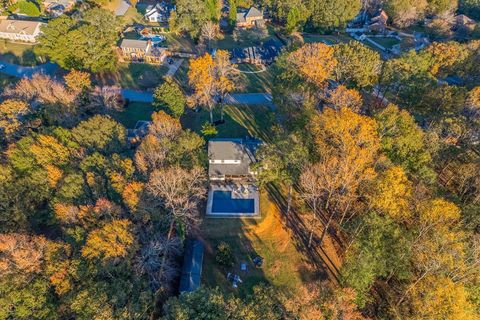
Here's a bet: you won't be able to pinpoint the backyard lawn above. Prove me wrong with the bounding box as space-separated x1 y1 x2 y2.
213 26 278 50
181 104 275 142
371 36 401 49
301 33 354 45
237 64 274 93
0 40 41 66
113 102 155 128
94 63 169 90
200 190 315 297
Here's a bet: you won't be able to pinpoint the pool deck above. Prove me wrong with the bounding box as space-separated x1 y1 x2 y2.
206 183 260 218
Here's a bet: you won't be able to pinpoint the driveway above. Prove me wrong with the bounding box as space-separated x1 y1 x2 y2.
0 61 59 78
165 59 183 77
115 0 131 16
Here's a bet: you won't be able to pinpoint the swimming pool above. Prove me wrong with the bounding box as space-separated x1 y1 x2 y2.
211 191 255 214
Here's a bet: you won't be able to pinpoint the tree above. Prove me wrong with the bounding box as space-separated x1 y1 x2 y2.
428 0 458 15
64 70 92 94
81 219 134 260
200 21 221 50
72 115 126 154
310 0 361 30
287 43 337 88
188 52 236 123
36 9 120 72
384 0 428 28
153 77 186 118
0 99 30 143
460 0 480 20
369 166 413 221
228 0 237 26
374 104 434 180
169 0 210 38
334 41 382 88
323 85 363 113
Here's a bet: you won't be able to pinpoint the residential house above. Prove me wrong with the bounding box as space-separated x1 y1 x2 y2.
229 38 283 65
454 14 477 32
0 19 44 43
43 0 77 17
236 7 264 28
144 1 174 23
208 138 261 181
119 39 168 64
179 240 204 293
368 10 388 32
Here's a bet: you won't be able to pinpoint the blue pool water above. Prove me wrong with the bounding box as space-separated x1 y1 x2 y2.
211 191 255 213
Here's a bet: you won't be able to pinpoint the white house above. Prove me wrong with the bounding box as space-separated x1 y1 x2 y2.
144 2 173 23
0 19 44 43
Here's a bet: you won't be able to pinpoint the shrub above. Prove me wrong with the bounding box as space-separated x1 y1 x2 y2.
215 241 234 268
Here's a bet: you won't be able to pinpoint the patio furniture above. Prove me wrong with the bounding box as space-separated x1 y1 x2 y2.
241 262 247 272
253 256 263 268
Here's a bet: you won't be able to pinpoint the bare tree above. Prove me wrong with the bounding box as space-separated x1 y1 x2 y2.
0 234 47 276
200 21 221 50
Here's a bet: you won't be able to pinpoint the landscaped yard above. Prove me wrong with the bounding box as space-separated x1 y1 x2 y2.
200 190 315 296
94 63 169 90
0 40 41 66
301 33 354 45
181 104 275 142
370 36 401 49
213 26 278 50
237 64 274 93
113 102 155 128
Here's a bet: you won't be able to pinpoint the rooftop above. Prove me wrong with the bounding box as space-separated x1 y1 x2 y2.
208 138 261 177
0 20 43 35
120 39 150 50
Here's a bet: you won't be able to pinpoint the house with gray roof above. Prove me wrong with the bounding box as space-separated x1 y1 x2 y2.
208 138 261 181
236 7 264 28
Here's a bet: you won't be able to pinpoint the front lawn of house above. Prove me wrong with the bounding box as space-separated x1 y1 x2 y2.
95 63 169 90
370 36 401 49
236 64 274 93
113 102 155 128
181 104 275 142
213 26 278 50
0 40 41 66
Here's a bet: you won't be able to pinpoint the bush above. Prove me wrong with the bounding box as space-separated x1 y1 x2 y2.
201 122 218 137
215 241 234 268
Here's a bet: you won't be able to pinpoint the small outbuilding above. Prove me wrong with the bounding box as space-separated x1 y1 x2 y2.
179 240 204 293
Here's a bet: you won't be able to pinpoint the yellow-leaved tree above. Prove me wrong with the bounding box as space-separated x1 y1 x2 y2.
81 219 134 261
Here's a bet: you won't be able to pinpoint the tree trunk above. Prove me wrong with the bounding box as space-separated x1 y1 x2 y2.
308 202 317 248
286 184 292 217
209 107 214 124
319 211 334 245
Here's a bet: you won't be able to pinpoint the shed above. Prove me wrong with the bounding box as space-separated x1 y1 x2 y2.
179 240 204 293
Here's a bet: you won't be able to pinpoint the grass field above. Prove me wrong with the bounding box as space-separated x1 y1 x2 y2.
200 190 315 296
181 104 275 142
113 102 155 128
371 36 401 49
0 40 40 66
95 63 169 90
301 33 353 45
237 64 274 93
213 26 277 50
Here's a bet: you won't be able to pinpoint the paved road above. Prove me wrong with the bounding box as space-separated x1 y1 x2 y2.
0 59 275 108
121 90 275 107
0 61 59 79
165 59 183 77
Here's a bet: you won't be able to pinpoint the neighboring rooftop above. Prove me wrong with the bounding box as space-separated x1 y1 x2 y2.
179 240 204 293
245 7 263 19
0 20 42 35
120 39 149 50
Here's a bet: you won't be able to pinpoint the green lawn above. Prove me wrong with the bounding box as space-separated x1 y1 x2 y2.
301 33 354 45
237 64 274 93
201 190 314 296
213 26 277 50
164 34 196 53
181 104 275 142
113 102 155 128
371 36 401 49
95 63 169 90
0 40 41 66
